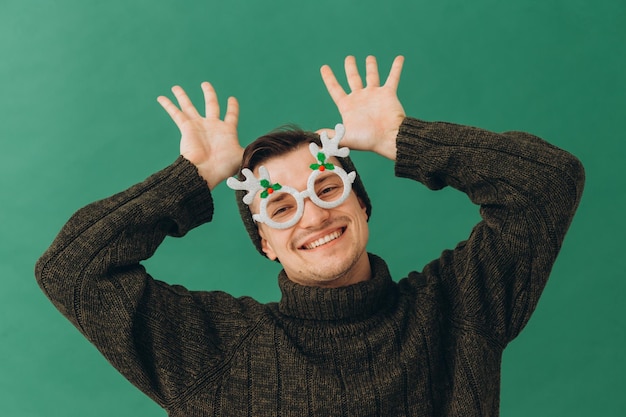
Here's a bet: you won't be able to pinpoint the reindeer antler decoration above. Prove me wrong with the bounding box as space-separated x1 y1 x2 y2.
308 124 349 171
226 166 273 205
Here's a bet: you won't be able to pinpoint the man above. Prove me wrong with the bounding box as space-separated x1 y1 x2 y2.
36 56 584 416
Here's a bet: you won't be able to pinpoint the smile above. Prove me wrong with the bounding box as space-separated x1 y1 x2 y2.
302 228 344 250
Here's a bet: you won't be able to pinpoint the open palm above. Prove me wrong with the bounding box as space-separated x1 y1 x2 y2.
157 82 242 189
320 55 406 161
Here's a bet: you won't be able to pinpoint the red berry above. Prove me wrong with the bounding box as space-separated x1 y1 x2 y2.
319 165 325 171
267 188 274 194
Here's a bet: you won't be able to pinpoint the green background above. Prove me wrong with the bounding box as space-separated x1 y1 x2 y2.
1 0 624 415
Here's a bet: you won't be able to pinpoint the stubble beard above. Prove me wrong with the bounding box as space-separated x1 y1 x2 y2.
289 216 368 287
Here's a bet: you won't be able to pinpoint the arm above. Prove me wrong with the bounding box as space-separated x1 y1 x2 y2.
320 56 585 344
35 83 253 406
395 118 585 343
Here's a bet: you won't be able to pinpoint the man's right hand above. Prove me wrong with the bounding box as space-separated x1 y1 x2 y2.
157 82 243 190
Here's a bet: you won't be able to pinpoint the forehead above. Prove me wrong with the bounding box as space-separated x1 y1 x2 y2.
255 145 342 182
256 145 313 182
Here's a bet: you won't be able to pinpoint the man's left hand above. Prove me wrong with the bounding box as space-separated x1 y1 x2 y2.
319 55 406 161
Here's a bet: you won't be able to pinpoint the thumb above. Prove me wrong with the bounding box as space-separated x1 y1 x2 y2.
315 128 335 138
315 127 361 150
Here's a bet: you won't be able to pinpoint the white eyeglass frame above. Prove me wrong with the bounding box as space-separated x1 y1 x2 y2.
226 123 356 229
252 165 356 229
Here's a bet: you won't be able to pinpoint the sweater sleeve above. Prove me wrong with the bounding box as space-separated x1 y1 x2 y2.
35 156 260 407
395 117 585 345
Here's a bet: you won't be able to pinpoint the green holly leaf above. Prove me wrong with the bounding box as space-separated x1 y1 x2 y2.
260 190 269 199
260 179 270 188
317 152 326 163
310 163 321 170
323 163 334 170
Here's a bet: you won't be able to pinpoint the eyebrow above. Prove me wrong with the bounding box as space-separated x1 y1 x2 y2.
314 173 338 186
266 193 291 206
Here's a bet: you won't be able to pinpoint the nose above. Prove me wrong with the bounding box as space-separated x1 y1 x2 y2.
298 198 330 228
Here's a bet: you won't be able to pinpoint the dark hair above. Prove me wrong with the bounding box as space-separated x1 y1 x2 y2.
241 125 320 173
235 126 372 257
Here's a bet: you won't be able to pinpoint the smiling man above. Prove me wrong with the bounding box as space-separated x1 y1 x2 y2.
238 128 372 288
36 56 585 416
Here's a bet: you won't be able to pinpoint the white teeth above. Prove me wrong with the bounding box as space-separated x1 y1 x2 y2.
304 230 342 250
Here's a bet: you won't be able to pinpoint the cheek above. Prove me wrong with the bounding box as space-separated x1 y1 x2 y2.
260 226 292 255
349 194 369 219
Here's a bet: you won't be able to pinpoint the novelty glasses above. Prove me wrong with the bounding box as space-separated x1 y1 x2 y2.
227 124 356 229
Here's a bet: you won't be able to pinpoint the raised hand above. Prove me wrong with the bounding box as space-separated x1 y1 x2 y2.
157 82 243 190
320 55 406 160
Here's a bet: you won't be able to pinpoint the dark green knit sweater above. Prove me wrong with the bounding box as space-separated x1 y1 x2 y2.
35 118 584 416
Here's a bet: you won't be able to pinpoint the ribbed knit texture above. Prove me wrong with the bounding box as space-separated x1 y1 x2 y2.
35 118 585 416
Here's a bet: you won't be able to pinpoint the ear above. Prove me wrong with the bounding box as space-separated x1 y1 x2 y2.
258 226 278 261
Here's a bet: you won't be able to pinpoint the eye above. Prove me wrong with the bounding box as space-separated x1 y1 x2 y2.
267 192 298 221
320 185 339 195
316 178 344 202
272 205 291 216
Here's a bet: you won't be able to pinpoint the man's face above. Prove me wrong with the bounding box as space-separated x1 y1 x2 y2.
251 145 370 288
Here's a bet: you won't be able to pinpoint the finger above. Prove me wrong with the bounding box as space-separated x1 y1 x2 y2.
224 96 239 127
344 55 363 91
320 64 347 103
201 81 220 119
365 55 380 87
384 55 405 92
157 95 186 126
171 85 201 117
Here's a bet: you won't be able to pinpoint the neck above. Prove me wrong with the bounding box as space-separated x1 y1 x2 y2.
277 253 394 321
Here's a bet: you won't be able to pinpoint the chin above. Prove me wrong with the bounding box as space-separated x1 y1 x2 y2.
288 249 368 287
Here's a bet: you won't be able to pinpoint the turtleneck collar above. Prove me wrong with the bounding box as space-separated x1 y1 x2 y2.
277 254 396 321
